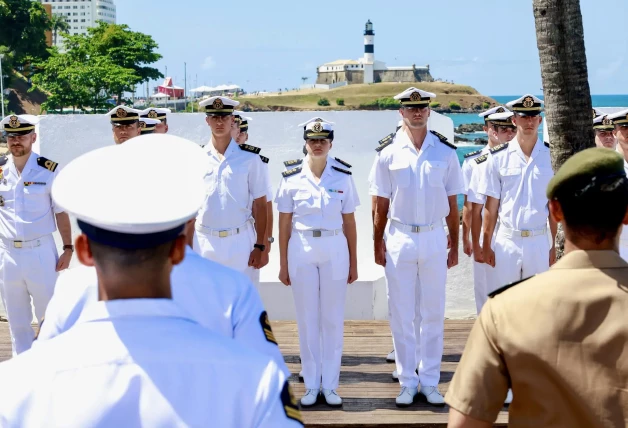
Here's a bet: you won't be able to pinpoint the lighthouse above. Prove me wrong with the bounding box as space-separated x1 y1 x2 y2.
363 20 374 84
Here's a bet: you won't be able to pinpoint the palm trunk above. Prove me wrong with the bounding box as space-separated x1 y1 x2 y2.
533 0 594 259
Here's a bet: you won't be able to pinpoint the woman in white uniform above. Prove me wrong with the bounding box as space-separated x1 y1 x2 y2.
275 118 359 407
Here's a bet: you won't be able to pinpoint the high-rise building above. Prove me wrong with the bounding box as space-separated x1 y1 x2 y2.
38 0 117 48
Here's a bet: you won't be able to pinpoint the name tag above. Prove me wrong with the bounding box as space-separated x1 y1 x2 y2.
24 182 46 186
328 189 344 194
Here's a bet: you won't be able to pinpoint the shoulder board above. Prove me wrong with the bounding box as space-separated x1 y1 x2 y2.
430 130 456 150
282 167 301 178
375 138 394 152
489 143 509 154
488 276 533 298
259 311 277 345
544 141 550 148
332 166 351 175
280 381 304 425
259 155 269 164
475 154 489 164
464 149 483 159
283 158 303 167
334 157 352 168
239 144 261 154
37 157 58 172
0 156 7 167
378 132 395 145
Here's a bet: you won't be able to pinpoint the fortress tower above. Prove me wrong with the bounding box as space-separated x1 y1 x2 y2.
363 20 374 84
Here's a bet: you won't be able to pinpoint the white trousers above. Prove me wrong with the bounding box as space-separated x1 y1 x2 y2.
289 232 348 390
385 223 447 388
193 222 256 279
490 229 550 289
0 234 58 355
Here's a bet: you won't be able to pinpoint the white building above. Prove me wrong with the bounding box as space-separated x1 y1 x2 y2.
39 0 117 48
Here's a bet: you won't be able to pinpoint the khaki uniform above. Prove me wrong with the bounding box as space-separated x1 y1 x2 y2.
445 250 628 427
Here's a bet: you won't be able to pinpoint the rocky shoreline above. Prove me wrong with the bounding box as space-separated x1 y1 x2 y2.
454 122 487 145
236 101 493 114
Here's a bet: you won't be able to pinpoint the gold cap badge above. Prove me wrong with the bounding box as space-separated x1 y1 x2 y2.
8 115 20 129
312 123 323 132
522 97 534 108
409 91 421 102
496 107 505 113
212 99 224 109
147 110 158 119
603 117 613 126
116 108 128 118
139 121 146 129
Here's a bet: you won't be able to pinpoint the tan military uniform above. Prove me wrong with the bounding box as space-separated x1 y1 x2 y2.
445 250 628 427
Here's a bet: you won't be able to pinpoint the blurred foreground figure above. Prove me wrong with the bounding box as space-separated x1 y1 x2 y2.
446 148 628 428
0 135 302 428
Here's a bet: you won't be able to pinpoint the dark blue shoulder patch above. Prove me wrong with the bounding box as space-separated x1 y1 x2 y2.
430 130 456 150
283 159 303 167
0 156 7 167
259 155 269 164
334 157 352 168
37 157 58 172
376 139 394 152
544 141 550 148
282 167 301 178
464 149 483 159
239 144 261 154
489 276 532 298
378 132 395 146
475 154 489 164
489 143 508 154
332 166 351 175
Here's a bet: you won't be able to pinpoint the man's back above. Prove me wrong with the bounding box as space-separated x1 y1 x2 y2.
446 250 628 427
0 299 302 427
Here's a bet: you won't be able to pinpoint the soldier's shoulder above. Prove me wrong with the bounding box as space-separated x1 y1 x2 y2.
37 157 59 172
333 157 352 169
475 154 489 165
463 149 483 159
375 138 394 153
282 166 302 178
283 158 303 168
259 155 269 164
430 130 456 150
489 143 509 155
488 276 533 298
239 144 261 155
0 155 7 167
377 132 395 146
332 165 351 175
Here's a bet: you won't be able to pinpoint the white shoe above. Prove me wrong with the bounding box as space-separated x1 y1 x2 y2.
505 389 513 405
300 389 319 407
392 370 399 381
395 386 418 407
419 385 445 406
322 389 342 407
386 349 396 362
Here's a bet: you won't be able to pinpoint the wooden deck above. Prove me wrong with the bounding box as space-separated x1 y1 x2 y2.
275 320 508 427
0 320 508 427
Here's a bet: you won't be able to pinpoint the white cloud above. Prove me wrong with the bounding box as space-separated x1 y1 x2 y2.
202 56 216 70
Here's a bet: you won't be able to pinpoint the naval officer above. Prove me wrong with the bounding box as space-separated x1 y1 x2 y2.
593 114 616 149
38 134 289 377
608 109 628 260
0 115 73 355
276 119 359 407
140 107 171 134
0 136 303 427
477 94 556 288
446 148 628 428
370 87 464 406
108 105 142 144
192 96 269 282
233 112 274 277
138 117 160 135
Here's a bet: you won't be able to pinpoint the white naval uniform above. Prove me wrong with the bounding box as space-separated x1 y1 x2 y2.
37 247 289 377
477 138 553 287
369 130 464 389
462 147 492 313
620 159 628 260
194 140 269 282
0 299 302 427
0 153 62 355
248 155 274 287
275 157 359 391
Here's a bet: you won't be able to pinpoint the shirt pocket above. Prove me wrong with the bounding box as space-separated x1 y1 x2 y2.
223 164 249 204
389 162 411 188
23 186 48 213
533 166 553 195
426 161 447 188
500 167 522 192
294 189 318 215
325 190 344 213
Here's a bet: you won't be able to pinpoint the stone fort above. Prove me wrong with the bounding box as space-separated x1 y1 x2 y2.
316 20 433 85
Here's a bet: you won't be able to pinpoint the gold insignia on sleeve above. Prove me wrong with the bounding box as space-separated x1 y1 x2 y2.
522 97 534 108
259 311 278 345
116 108 128 118
212 98 224 109
312 123 323 132
147 110 158 119
281 381 304 425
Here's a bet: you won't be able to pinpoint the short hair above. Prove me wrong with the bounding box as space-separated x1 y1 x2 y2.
88 238 175 270
556 176 628 241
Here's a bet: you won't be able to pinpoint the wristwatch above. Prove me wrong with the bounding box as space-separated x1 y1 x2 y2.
63 245 74 252
254 244 266 252
268 236 275 244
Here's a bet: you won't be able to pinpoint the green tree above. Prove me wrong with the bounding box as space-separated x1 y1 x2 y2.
50 14 69 48
0 0 50 61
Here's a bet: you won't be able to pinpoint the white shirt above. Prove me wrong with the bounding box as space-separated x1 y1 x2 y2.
478 137 553 230
38 247 289 377
368 130 464 226
0 153 62 240
196 140 269 229
0 299 301 428
275 156 359 230
465 147 491 205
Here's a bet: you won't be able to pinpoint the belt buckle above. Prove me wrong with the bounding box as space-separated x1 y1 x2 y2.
312 230 322 238
411 225 420 233
13 241 22 248
218 230 229 238
521 230 531 238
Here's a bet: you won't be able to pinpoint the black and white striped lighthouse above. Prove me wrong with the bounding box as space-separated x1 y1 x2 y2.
363 20 375 84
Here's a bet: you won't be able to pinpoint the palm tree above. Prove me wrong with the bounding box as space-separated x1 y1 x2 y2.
533 0 594 258
50 14 70 47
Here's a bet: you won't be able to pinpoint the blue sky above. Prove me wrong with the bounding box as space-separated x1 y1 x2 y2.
117 0 628 96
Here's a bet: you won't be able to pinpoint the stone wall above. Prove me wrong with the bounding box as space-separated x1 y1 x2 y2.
375 68 433 83
316 70 364 85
